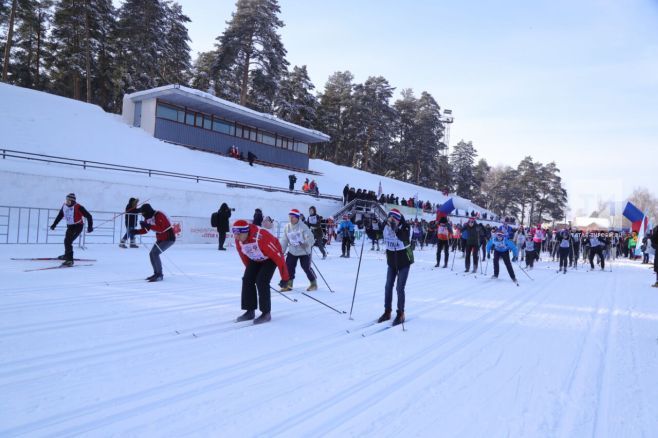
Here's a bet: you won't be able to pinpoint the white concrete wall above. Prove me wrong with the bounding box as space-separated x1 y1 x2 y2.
121 96 135 125
140 98 157 136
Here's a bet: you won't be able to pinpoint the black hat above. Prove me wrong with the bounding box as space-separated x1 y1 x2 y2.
139 203 155 219
66 193 76 201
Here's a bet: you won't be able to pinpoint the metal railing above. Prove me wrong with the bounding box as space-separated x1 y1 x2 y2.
0 148 342 202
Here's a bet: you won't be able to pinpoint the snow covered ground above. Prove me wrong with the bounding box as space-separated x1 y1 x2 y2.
1 242 657 437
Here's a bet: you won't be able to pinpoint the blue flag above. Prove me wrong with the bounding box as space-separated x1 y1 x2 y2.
438 198 455 214
622 202 644 223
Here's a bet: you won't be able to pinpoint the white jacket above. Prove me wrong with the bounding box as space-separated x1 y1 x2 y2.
280 220 315 256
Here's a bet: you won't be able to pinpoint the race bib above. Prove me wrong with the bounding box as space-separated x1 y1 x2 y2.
308 216 317 225
241 241 267 261
63 205 75 225
287 230 304 246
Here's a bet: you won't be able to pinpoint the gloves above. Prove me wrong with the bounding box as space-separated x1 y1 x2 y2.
140 220 151 231
50 224 55 231
87 227 93 233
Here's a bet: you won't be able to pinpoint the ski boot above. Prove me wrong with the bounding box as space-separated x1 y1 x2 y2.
652 282 658 288
236 310 255 322
377 309 392 323
57 254 66 260
306 281 318 292
392 310 405 326
254 312 271 325
491 274 498 279
280 280 293 292
148 274 163 282
119 240 128 249
129 240 139 248
61 260 74 267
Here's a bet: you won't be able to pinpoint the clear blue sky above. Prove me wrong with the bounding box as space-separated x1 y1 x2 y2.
118 0 658 217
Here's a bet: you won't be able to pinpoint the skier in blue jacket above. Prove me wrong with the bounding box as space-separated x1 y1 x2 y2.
337 214 355 258
486 229 519 282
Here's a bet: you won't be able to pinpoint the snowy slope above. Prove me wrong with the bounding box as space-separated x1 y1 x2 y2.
0 83 485 219
1 244 657 437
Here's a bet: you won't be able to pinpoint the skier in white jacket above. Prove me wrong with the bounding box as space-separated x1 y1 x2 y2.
279 208 318 291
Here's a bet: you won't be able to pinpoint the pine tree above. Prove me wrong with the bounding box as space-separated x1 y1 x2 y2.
8 0 52 89
348 76 396 171
393 89 418 181
115 0 166 93
2 0 18 81
212 0 288 112
315 71 354 162
515 156 539 225
190 50 216 93
274 65 317 128
47 0 116 104
449 140 478 199
159 1 191 85
412 91 444 186
471 158 490 205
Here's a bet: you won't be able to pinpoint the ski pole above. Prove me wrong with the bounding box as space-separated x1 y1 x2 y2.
484 253 490 275
348 233 367 319
450 245 457 271
310 249 334 293
94 198 151 229
270 286 298 302
517 262 534 281
301 292 346 314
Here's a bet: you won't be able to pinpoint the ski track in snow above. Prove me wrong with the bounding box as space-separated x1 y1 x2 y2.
1 245 658 437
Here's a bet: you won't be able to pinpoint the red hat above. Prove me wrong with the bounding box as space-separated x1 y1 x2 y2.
232 219 250 234
289 209 301 218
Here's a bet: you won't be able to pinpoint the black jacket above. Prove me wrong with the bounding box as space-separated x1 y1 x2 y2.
125 198 139 228
253 209 263 226
463 223 480 246
217 203 231 232
385 218 414 269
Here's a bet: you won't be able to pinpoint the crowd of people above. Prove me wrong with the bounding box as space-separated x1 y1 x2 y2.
341 184 499 221
48 191 658 327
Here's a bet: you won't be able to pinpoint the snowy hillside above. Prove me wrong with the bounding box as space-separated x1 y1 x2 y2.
0 83 485 221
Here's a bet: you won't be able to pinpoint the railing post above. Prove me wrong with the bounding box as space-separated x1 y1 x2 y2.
83 161 86 169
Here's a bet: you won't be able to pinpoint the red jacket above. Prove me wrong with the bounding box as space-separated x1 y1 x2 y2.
134 211 175 242
235 224 289 281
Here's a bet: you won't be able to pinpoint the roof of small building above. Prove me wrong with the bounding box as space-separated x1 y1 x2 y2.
124 84 330 144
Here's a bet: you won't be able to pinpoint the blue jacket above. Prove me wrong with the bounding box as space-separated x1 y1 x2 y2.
487 237 519 258
337 220 355 237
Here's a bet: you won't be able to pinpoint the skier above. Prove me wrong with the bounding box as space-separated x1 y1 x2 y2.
306 206 327 259
214 203 232 250
252 208 263 227
377 208 414 326
524 234 538 269
132 204 175 282
514 227 527 262
119 197 139 248
50 193 93 266
650 225 658 287
366 216 382 251
587 232 606 271
435 216 452 268
628 232 638 260
325 217 336 245
232 219 290 324
279 209 318 291
486 229 518 283
463 217 481 273
556 229 573 273
337 214 355 258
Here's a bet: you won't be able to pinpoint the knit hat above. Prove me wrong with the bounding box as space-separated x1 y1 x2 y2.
342 214 349 220
388 208 402 221
139 203 155 219
289 209 301 218
232 219 250 234
66 193 76 201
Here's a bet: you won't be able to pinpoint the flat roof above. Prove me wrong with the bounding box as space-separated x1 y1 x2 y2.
125 84 330 144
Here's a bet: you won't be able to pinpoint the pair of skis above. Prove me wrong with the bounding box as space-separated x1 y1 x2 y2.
12 257 96 272
346 318 409 337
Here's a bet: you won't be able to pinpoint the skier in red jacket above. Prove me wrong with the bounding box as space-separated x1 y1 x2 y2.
132 204 175 282
50 193 93 266
233 219 290 324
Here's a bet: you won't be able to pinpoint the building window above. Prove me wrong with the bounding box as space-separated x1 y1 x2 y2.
156 103 183 122
213 119 234 135
262 132 276 146
296 142 309 154
203 116 212 130
185 111 195 126
242 126 251 139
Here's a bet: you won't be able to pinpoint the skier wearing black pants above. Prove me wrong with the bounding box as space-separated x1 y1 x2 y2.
337 214 355 258
435 217 452 267
378 208 413 326
556 229 573 273
524 237 537 269
280 209 318 291
50 193 93 266
486 230 518 282
569 231 581 267
462 217 480 273
587 233 606 270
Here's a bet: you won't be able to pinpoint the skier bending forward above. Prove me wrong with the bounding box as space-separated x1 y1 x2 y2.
486 229 519 283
